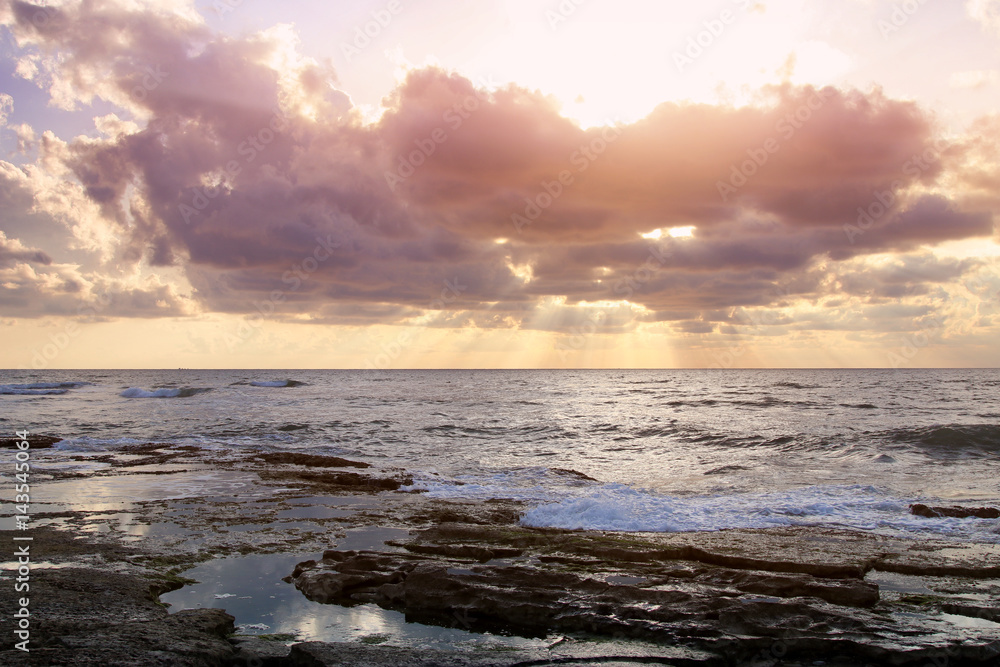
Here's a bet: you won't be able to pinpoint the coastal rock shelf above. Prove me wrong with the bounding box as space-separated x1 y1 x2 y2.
5 440 1000 665
288 523 1000 665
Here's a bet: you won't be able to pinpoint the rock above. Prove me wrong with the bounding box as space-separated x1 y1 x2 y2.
703 464 750 475
288 522 897 662
256 452 371 468
39 608 237 666
289 549 881 643
683 544 867 579
0 567 236 666
910 503 1000 519
406 499 524 526
403 543 521 562
288 642 533 666
318 472 408 491
286 641 722 666
704 568 880 608
284 521 1000 663
549 468 600 482
0 434 62 449
303 637 790 665
415 523 869 578
942 603 1000 623
228 636 293 665
874 559 1000 579
258 469 411 493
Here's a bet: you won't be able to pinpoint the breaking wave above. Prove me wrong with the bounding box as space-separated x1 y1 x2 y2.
0 382 91 395
250 380 307 387
882 424 1000 457
519 484 1000 541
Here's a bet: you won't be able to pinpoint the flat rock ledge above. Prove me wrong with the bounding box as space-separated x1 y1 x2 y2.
0 567 237 666
288 523 1000 666
2 522 1000 666
910 503 1000 519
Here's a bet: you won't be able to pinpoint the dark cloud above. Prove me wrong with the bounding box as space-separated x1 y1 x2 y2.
1 1 995 332
0 231 51 267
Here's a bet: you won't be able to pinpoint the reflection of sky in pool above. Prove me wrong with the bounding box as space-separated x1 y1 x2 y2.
29 468 264 512
161 527 553 651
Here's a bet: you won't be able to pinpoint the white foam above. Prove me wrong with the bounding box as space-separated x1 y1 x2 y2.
405 473 999 542
0 381 90 395
519 484 1000 542
121 387 181 398
52 436 148 452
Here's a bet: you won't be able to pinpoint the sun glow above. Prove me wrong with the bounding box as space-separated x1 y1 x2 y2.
641 226 695 240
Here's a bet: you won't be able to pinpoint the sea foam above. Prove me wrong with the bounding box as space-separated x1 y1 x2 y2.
519 483 1000 541
406 471 999 542
250 380 306 387
0 381 90 395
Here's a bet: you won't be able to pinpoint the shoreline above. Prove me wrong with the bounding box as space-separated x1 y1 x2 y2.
2 440 999 665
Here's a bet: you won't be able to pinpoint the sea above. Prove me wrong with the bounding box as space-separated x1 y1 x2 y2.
3 368 999 543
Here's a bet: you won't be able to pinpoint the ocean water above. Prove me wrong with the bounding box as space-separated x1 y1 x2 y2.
2 369 999 542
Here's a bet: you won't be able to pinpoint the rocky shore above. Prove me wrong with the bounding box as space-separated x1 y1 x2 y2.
2 441 1000 665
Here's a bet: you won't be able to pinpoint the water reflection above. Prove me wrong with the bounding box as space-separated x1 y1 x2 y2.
30 469 263 513
161 528 551 651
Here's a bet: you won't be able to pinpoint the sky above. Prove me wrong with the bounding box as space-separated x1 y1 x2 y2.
0 0 998 369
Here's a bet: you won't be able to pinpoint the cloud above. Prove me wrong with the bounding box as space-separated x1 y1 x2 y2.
835 253 982 300
0 0 996 336
0 230 51 267
966 0 1000 36
0 93 12 127
0 229 192 318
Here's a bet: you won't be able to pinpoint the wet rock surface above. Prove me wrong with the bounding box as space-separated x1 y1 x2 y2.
0 531 238 666
256 452 372 469
0 434 62 448
10 441 1000 666
289 523 1000 665
910 503 1000 519
258 468 413 493
282 641 718 666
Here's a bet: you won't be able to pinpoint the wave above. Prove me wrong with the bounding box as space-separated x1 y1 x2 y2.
403 466 601 499
407 469 999 542
419 423 579 440
250 380 307 387
882 424 1000 457
665 399 718 407
772 381 822 389
52 436 150 452
0 381 91 395
120 387 212 398
519 484 1000 541
276 423 309 432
